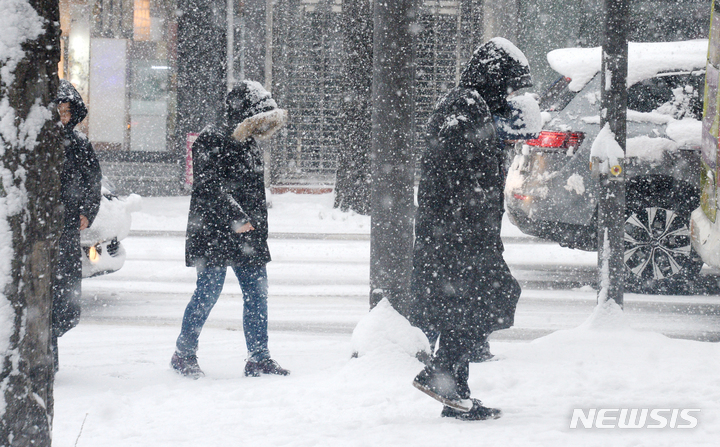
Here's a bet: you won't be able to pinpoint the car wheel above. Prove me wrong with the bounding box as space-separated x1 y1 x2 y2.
623 185 703 294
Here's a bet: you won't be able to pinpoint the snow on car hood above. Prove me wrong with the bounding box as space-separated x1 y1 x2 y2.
80 193 142 245
547 40 708 92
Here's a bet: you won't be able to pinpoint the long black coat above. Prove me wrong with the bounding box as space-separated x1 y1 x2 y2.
185 125 270 268
411 38 530 339
53 80 102 337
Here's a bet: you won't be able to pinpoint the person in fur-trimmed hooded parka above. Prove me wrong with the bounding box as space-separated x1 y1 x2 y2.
52 80 103 371
410 38 535 420
171 81 289 379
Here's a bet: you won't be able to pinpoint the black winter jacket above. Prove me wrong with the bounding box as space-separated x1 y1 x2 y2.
411 38 530 334
185 81 281 268
56 80 102 232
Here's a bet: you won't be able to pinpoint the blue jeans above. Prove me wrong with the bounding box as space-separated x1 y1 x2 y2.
176 264 270 361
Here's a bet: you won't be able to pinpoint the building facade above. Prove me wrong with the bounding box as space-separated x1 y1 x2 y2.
58 0 711 195
60 0 183 195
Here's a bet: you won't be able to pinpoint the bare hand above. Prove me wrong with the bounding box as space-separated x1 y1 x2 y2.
79 215 89 230
235 222 255 233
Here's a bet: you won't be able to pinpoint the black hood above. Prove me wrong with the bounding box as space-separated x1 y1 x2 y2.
56 79 88 130
459 38 533 116
225 80 278 127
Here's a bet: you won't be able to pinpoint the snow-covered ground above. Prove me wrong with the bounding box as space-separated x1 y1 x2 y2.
131 192 375 235
51 193 720 446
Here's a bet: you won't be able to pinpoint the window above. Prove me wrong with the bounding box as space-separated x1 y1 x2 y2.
134 0 151 41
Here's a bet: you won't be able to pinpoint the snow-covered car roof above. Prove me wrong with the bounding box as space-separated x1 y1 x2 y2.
547 40 709 92
80 191 142 246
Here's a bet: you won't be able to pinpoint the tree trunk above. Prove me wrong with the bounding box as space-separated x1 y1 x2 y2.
334 0 372 215
0 0 62 445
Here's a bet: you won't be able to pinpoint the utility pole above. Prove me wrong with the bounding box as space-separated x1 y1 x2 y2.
177 0 226 155
595 0 629 306
334 0 372 215
369 0 418 315
227 0 234 91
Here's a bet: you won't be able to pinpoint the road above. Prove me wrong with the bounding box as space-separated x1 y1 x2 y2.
80 232 720 343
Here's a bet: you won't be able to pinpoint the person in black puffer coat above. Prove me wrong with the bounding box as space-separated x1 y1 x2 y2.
53 80 103 370
410 38 534 421
171 81 290 379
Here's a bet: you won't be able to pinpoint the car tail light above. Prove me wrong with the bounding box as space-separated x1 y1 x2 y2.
88 245 100 263
525 131 585 151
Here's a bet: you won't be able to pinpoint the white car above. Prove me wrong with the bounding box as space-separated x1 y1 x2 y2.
80 187 141 278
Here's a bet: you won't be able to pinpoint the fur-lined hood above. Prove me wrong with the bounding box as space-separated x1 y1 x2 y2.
232 108 288 142
226 80 288 141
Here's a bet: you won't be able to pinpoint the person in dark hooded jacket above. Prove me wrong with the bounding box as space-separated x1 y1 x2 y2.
410 38 534 420
171 80 289 379
52 80 103 370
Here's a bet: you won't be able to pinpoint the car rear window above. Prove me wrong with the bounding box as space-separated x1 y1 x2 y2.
627 72 705 119
538 76 576 112
539 72 705 120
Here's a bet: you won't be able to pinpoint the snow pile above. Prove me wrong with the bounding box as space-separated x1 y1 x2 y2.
578 299 629 331
489 37 530 68
547 46 602 91
245 80 275 105
241 80 277 117
81 193 142 245
585 112 701 162
496 93 542 139
626 136 677 162
689 207 720 268
581 119 699 163
351 298 430 358
589 123 624 172
548 40 708 92
666 119 703 148
563 173 585 195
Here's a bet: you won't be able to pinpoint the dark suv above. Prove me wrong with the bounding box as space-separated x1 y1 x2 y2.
505 40 708 293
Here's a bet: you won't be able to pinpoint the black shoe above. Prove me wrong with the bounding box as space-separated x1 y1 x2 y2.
441 398 502 421
468 340 495 363
170 352 205 379
415 350 433 367
412 366 473 412
244 358 290 377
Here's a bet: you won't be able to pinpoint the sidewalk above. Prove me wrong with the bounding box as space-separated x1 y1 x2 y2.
130 191 528 238
131 192 370 234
